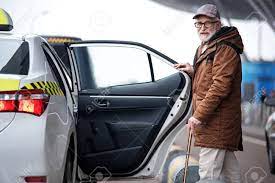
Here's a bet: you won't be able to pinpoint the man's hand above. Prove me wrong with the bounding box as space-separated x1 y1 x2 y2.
187 116 202 134
174 63 194 76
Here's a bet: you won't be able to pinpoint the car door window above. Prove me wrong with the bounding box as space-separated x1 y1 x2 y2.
51 44 72 76
44 44 73 91
43 44 77 116
42 46 67 96
72 46 152 89
151 54 178 81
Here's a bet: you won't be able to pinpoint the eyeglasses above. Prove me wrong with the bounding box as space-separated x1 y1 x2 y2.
194 21 218 28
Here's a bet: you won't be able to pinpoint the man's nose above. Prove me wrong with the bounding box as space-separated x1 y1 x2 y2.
201 24 207 31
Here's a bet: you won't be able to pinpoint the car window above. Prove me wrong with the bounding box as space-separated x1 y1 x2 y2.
72 46 152 89
45 44 73 91
0 39 29 75
151 54 178 81
51 44 72 76
42 47 67 96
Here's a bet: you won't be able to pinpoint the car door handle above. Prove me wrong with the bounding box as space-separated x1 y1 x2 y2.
93 99 110 108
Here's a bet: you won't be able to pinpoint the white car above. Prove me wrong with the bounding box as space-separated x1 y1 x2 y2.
1 9 194 183
0 9 77 183
265 98 275 174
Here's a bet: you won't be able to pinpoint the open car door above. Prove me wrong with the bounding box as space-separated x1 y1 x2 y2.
68 41 192 181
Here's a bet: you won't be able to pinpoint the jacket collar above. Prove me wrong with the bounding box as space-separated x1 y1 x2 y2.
194 26 241 66
195 42 217 66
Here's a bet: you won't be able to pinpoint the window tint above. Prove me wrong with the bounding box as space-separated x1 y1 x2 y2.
73 46 152 89
151 55 177 81
45 44 73 91
51 44 72 76
0 39 29 75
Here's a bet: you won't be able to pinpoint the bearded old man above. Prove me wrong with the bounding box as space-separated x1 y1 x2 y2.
174 4 244 183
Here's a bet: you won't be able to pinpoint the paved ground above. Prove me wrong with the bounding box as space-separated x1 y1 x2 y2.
102 179 161 183
174 126 275 183
236 136 275 183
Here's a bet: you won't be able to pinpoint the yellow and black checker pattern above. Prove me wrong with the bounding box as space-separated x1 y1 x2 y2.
46 37 75 44
21 81 64 96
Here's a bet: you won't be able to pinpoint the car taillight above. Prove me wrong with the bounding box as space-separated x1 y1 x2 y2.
0 89 49 116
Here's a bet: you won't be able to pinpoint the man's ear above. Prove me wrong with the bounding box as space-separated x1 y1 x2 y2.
216 21 222 30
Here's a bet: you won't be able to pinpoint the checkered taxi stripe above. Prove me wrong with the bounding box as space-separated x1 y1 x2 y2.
21 81 64 96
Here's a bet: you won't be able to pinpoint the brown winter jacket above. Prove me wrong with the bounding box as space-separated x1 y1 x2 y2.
192 26 244 151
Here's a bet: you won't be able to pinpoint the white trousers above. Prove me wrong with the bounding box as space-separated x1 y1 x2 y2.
196 147 241 183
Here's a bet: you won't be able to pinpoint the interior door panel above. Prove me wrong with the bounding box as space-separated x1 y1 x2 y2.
76 72 186 174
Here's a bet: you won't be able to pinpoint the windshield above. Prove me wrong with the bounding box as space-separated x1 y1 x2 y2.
0 39 29 75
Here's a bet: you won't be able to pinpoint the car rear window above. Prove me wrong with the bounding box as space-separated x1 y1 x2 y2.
0 39 29 75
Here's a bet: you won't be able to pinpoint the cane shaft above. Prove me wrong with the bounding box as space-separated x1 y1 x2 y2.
183 130 192 183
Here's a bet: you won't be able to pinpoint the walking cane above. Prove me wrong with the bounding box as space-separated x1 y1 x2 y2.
183 129 193 183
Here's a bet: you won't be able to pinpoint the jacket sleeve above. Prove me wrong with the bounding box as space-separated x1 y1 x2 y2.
193 45 240 123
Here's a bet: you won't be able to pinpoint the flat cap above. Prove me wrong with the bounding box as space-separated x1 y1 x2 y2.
193 4 220 19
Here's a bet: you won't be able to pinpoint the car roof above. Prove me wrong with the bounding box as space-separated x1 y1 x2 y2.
0 32 24 40
0 32 46 42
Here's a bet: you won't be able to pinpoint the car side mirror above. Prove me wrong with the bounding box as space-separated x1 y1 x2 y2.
264 97 275 107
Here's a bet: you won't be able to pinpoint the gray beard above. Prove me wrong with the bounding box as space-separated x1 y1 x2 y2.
202 31 216 43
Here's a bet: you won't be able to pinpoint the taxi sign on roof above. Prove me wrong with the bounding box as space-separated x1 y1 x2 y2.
0 8 13 31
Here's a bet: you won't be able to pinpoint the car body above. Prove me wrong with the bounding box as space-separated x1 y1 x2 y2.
0 31 77 182
265 97 275 174
1 34 194 183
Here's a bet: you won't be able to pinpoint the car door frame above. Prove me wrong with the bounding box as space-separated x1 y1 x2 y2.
67 40 192 178
42 42 78 181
